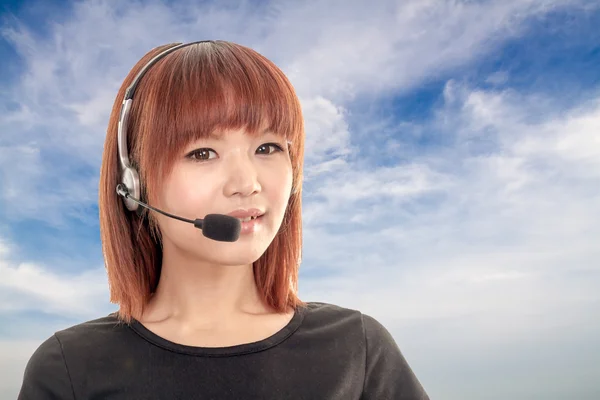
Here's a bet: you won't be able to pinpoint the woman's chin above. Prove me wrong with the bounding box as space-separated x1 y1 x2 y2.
205 247 269 267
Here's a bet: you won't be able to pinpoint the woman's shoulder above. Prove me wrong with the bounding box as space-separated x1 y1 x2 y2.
56 311 123 332
28 313 125 360
47 312 125 347
18 313 126 399
304 302 429 399
303 300 361 315
303 301 383 326
301 301 391 340
301 301 409 361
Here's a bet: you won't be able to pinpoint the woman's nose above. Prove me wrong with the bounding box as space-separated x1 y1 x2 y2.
222 153 262 197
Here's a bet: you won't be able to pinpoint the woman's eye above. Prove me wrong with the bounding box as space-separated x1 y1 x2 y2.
187 143 283 161
256 143 284 155
188 148 217 161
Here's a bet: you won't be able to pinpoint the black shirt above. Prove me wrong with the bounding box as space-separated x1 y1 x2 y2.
18 302 429 399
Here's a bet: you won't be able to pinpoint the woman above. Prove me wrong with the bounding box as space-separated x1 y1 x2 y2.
18 40 429 399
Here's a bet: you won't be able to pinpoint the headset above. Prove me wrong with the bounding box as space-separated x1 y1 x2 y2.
113 40 242 243
116 40 214 212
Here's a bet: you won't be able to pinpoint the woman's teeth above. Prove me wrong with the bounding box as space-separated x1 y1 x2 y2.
239 216 257 222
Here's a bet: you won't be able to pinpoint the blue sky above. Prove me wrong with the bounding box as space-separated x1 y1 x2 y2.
1 0 600 399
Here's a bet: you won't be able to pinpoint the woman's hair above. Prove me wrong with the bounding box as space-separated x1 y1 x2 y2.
98 41 306 324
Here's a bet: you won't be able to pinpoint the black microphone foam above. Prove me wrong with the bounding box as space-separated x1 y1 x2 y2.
195 214 241 242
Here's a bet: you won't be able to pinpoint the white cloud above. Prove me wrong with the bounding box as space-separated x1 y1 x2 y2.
301 80 600 346
0 140 100 226
301 96 352 166
279 0 592 99
0 236 112 317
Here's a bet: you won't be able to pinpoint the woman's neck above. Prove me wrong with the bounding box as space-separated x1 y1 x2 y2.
141 253 270 330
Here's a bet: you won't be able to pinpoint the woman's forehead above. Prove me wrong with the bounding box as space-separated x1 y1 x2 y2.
186 127 291 144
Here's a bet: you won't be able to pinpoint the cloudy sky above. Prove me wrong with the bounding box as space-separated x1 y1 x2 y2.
1 0 599 398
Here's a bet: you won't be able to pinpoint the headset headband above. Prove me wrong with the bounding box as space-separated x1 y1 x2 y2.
116 40 214 211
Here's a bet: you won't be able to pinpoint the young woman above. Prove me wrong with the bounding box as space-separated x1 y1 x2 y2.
18 40 429 399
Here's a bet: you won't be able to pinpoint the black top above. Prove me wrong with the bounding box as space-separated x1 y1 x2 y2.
18 302 429 399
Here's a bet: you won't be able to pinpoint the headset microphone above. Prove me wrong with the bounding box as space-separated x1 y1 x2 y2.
114 41 241 242
116 184 241 242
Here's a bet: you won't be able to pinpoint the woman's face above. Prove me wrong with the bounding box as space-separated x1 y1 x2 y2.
152 127 293 266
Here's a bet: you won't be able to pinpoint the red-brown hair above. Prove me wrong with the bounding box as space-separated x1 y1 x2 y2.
99 41 306 324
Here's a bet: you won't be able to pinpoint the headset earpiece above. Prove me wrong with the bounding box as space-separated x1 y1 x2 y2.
116 96 140 212
120 165 141 211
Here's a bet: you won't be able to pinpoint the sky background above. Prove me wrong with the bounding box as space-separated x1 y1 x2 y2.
1 0 599 398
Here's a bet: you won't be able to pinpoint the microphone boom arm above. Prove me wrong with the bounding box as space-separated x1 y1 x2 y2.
116 184 204 228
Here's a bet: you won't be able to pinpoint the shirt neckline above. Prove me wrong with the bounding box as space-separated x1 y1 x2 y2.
126 304 307 357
